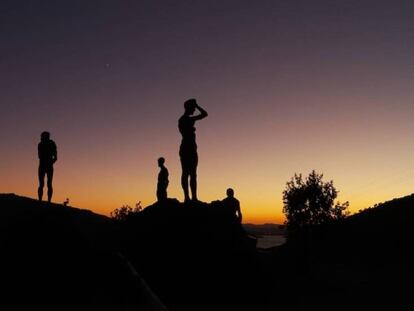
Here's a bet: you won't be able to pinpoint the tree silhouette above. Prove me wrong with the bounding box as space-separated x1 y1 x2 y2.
110 201 142 221
283 170 349 236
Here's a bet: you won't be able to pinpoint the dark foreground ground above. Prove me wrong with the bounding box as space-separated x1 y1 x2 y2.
0 194 262 311
0 194 168 311
1 193 413 310
266 195 414 310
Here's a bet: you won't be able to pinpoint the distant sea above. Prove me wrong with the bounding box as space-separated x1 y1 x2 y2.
256 235 286 248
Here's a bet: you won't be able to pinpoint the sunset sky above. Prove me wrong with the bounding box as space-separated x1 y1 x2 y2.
1 0 414 223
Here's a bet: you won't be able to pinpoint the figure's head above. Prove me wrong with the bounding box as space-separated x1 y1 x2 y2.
226 188 234 198
41 131 50 142
158 157 165 167
184 98 197 115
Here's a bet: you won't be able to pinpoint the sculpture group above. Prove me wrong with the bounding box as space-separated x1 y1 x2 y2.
37 98 242 221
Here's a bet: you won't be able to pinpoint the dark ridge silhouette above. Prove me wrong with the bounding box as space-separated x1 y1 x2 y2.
4 192 414 311
266 193 414 310
114 198 264 311
0 194 168 311
178 99 208 202
0 194 262 311
156 157 169 202
37 131 57 203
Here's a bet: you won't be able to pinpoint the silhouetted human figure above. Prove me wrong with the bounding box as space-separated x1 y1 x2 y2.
38 131 57 203
222 188 242 223
178 98 208 202
157 157 169 202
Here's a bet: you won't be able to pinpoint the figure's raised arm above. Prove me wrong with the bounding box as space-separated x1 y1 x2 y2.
191 103 208 121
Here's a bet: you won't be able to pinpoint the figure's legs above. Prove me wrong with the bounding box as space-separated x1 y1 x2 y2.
190 172 197 201
38 166 45 201
189 153 198 201
180 151 191 202
181 171 190 202
46 167 54 203
181 147 198 202
156 188 161 202
157 186 167 202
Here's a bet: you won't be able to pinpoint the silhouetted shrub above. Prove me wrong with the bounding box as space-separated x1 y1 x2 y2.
110 201 142 221
282 170 349 236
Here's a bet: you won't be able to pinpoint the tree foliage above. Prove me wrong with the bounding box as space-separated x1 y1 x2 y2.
110 201 142 221
282 170 349 235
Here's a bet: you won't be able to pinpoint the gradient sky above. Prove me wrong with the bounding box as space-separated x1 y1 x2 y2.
1 0 414 223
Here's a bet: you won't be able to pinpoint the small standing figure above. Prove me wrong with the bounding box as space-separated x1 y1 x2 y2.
178 98 208 202
38 131 58 203
157 157 169 202
222 188 242 223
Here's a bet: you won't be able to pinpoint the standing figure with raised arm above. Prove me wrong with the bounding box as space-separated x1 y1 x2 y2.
178 98 208 202
157 157 169 202
38 131 57 203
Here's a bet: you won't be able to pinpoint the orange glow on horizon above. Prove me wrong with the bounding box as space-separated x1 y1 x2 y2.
4 178 414 225
2 115 414 225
